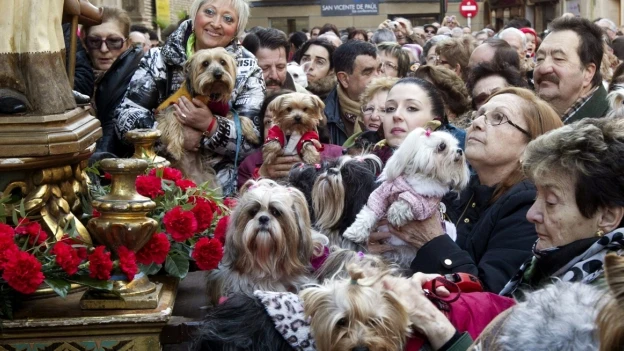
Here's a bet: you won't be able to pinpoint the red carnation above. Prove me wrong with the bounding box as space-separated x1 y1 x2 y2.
192 238 223 271
149 167 183 181
213 216 229 245
88 246 113 280
136 175 164 198
15 218 47 245
104 172 112 180
117 246 138 281
163 206 198 242
0 245 18 271
136 232 171 265
2 250 44 294
189 196 215 232
52 242 82 276
92 209 101 218
176 179 197 191
0 223 14 236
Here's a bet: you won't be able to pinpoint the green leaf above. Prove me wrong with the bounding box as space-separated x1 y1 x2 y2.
44 278 71 298
140 263 162 276
68 276 114 291
18 200 25 219
11 209 18 226
165 254 189 279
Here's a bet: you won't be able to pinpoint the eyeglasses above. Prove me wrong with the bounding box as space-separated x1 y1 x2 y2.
435 56 450 66
478 110 531 137
380 61 398 72
361 105 386 116
425 29 436 34
85 36 126 50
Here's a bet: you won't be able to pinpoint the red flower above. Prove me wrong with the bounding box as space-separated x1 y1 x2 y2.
92 209 101 218
104 172 112 180
117 246 138 281
136 232 171 265
163 206 198 242
52 242 82 276
175 179 197 191
149 167 183 181
2 250 44 294
213 216 229 245
223 197 238 209
136 175 164 198
88 246 113 280
15 218 47 245
0 223 14 236
192 238 223 271
0 245 18 271
189 196 215 232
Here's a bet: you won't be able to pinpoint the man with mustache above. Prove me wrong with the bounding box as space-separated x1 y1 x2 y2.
248 28 307 94
534 16 609 123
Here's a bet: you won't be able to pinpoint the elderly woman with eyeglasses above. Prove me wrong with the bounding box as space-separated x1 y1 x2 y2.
370 88 564 293
376 42 411 78
114 0 265 196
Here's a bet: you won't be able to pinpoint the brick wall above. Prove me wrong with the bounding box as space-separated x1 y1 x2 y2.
168 0 194 25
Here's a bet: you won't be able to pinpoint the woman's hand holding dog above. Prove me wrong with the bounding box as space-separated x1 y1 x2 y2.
259 154 302 179
368 216 444 251
174 96 215 136
383 273 456 350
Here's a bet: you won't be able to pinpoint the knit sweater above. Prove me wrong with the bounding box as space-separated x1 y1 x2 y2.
367 176 441 220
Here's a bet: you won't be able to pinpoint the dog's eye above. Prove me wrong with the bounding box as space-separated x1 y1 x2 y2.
220 59 226 66
336 318 348 327
202 60 210 67
437 142 447 152
270 207 281 217
248 208 258 217
286 107 292 113
303 107 308 112
293 74 299 78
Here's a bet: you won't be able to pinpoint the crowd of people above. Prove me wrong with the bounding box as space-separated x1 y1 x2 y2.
71 0 624 349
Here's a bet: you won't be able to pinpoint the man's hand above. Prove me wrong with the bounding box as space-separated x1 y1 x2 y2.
259 155 302 179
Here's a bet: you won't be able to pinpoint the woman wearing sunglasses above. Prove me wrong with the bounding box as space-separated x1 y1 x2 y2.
114 0 265 196
83 7 145 158
371 88 564 294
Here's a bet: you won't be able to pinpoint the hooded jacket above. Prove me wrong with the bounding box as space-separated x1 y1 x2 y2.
114 20 265 161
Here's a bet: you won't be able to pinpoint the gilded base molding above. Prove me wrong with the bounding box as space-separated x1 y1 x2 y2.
0 335 160 351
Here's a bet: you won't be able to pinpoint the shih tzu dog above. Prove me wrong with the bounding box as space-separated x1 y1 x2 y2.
155 48 258 186
287 62 308 88
300 263 411 351
263 92 325 165
205 179 326 304
343 128 470 267
288 155 381 251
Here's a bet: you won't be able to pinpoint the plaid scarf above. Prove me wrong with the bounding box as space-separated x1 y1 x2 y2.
561 86 599 124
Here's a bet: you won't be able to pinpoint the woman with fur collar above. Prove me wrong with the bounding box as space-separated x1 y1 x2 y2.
498 116 624 297
294 38 337 100
114 0 265 195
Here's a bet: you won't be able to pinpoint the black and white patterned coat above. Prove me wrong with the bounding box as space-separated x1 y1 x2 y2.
114 19 265 161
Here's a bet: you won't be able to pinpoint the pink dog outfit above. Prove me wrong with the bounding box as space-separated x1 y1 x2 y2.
367 176 441 220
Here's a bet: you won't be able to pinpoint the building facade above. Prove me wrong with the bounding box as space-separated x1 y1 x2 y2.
91 0 193 28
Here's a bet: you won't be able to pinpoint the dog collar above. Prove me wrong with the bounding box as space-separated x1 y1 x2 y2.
254 290 316 351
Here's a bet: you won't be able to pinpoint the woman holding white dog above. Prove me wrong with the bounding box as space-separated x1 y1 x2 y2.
115 0 265 195
370 88 563 293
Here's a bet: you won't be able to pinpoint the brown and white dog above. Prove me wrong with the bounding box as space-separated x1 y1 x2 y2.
263 92 325 165
155 48 258 189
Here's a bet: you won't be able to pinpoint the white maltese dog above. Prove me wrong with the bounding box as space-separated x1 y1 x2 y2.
287 62 308 88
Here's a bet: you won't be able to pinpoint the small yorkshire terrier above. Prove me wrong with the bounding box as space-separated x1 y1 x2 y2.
155 48 258 187
287 62 308 88
343 128 470 267
206 179 326 304
263 92 325 165
300 263 411 351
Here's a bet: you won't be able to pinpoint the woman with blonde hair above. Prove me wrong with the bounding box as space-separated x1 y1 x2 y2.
435 36 473 81
115 0 265 195
371 87 564 293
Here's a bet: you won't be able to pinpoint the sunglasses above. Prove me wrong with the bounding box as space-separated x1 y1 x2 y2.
85 36 126 50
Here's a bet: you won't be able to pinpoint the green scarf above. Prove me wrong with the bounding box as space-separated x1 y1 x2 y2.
186 33 196 58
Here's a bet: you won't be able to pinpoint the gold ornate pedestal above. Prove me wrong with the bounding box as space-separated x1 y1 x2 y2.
0 277 178 351
0 107 101 244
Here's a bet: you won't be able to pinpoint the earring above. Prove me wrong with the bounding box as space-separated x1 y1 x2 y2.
596 229 605 237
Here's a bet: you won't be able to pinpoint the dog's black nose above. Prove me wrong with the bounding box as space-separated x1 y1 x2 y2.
457 148 463 156
258 215 270 224
213 71 223 79
294 115 302 122
351 347 369 351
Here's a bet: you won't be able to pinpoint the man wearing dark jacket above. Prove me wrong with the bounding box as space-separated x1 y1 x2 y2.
534 16 610 123
325 40 379 145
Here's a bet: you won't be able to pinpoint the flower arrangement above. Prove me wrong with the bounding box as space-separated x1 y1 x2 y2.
0 164 231 320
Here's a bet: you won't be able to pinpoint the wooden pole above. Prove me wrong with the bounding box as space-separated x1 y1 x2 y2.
68 15 79 89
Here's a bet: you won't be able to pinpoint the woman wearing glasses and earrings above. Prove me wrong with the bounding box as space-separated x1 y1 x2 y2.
82 7 145 158
377 42 410 78
372 88 564 294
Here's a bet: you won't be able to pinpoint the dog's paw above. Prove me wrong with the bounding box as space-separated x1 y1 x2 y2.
263 141 282 164
387 200 414 228
343 225 367 243
301 144 320 164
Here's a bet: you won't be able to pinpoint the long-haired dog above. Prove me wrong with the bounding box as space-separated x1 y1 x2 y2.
300 263 411 351
597 254 624 350
288 155 381 251
287 62 308 88
343 128 470 267
155 48 258 187
206 179 326 304
607 84 624 117
263 92 325 165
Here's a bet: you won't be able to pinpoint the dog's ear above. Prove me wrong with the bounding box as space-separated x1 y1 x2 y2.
289 187 314 260
240 179 258 195
268 95 285 116
380 128 426 181
308 94 326 115
183 54 195 77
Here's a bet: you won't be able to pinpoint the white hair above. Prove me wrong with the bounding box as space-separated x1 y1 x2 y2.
597 18 618 33
499 27 527 49
189 0 250 37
